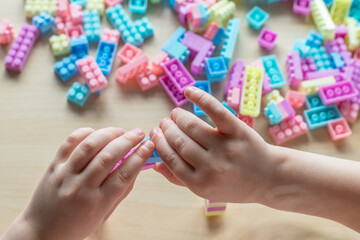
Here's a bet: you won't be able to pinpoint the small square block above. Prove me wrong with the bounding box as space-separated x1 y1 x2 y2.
49 34 70 57
327 118 352 141
258 28 277 50
67 82 91 107
136 68 159 91
205 56 227 82
246 6 269 30
117 43 142 64
286 90 306 109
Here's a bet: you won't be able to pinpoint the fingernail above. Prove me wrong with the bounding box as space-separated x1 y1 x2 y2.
159 118 170 128
185 86 198 97
149 128 157 140
142 141 154 150
170 108 178 119
118 128 125 134
134 128 144 136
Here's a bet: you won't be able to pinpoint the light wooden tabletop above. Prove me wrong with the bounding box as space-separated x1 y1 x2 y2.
0 1 359 239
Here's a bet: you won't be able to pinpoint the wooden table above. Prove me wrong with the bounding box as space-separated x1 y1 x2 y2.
0 1 359 239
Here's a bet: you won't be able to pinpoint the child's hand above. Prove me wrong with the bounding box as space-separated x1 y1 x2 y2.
2 127 154 240
150 86 281 204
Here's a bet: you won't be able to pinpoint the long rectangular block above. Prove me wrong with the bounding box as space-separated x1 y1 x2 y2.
286 51 303 89
345 17 360 51
330 0 352 25
240 66 263 117
96 41 117 75
299 76 336 94
25 0 57 18
261 55 286 89
83 10 101 42
224 59 246 95
304 105 341 129
226 87 241 112
193 81 211 116
269 115 308 145
220 18 240 66
116 55 149 83
311 0 335 41
318 81 358 105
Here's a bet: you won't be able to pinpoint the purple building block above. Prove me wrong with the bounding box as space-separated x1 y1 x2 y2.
335 25 348 39
224 59 245 95
163 58 195 90
191 42 215 75
286 51 303 89
325 38 353 67
318 81 358 105
258 28 278 50
159 75 189 107
305 69 340 80
301 57 317 79
262 73 273 96
4 24 39 72
293 0 311 15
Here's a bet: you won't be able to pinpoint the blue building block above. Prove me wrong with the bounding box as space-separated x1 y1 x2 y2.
32 13 55 34
222 101 237 115
261 55 286 89
293 39 310 58
330 52 345 69
193 81 211 116
267 0 282 3
134 17 154 39
70 0 87 7
305 93 324 109
162 27 189 63
349 0 360 22
264 101 283 125
129 0 148 14
220 18 240 67
54 55 79 82
304 105 341 129
83 10 101 43
323 0 333 7
246 6 269 30
70 36 89 58
140 138 162 163
213 26 225 46
162 27 187 53
67 82 91 107
306 46 333 71
205 57 228 82
95 41 117 75
198 4 210 26
305 30 323 49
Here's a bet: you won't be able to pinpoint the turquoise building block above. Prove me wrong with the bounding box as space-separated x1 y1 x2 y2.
96 41 117 75
349 0 360 22
134 17 154 39
264 101 283 125
222 101 237 115
193 81 211 116
304 105 341 129
305 30 323 48
293 39 310 58
261 55 286 89
54 55 79 82
129 0 148 14
205 57 227 82
32 12 55 34
162 27 187 52
220 18 240 67
162 27 188 62
306 46 333 71
67 82 91 107
323 0 333 7
246 6 269 30
83 10 101 42
305 93 324 109
70 0 87 7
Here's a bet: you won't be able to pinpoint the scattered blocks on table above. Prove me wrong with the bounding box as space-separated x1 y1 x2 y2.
67 82 91 107
159 75 188 107
32 12 55 34
49 34 70 57
225 59 246 95
264 89 284 105
83 10 101 42
305 30 323 48
227 87 241 112
136 68 159 91
327 118 352 140
25 0 57 18
86 0 105 16
299 76 336 94
304 105 341 129
70 3 83 25
4 23 39 72
66 25 85 39
269 115 308 145
318 81 358 105
209 0 235 26
311 0 335 41
116 55 149 83
204 199 227 217
258 28 277 50
246 6 269 30
0 20 14 45
305 93 324 109
152 51 169 76
203 22 225 45
286 90 306 109
96 41 117 75
205 56 227 82
265 101 283 125
193 81 211 116
70 35 88 58
330 0 352 25
286 51 303 89
293 0 311 15
117 43 142 64
220 18 240 66
57 0 70 18
54 55 79 82
101 28 120 43
70 0 88 7
338 100 359 123
261 55 286 89
76 56 108 93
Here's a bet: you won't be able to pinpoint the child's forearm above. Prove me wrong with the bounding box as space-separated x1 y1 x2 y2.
1 213 40 240
262 146 360 232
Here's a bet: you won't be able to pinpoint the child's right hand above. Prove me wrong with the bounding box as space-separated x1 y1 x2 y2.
150 86 282 204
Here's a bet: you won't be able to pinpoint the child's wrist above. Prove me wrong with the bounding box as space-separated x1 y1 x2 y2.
2 213 41 240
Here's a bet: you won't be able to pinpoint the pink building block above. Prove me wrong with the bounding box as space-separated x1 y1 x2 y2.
226 87 241 112
159 75 189 107
136 68 159 91
105 0 123 8
285 90 306 109
338 100 359 124
269 115 308 145
177 4 191 25
337 66 353 82
57 0 70 19
293 0 311 15
70 3 83 25
224 59 245 95
163 58 195 90
301 57 317 79
116 55 149 83
327 118 352 141
188 4 201 29
76 56 108 93
237 114 254 128
258 28 278 50
335 25 348 39
354 49 360 62
286 51 303 89
55 16 72 34
0 20 15 45
4 23 39 72
66 25 84 38
305 69 340 80
152 51 169 76
277 99 295 121
117 43 142 65
203 22 219 41
101 28 120 43
352 61 360 83
318 81 358 105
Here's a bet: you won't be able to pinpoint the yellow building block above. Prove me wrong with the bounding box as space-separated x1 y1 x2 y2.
49 34 70 57
311 0 335 41
240 66 264 117
299 76 336 94
330 0 352 25
345 17 360 51
86 0 105 16
203 199 227 217
264 89 284 105
209 0 235 26
24 0 57 18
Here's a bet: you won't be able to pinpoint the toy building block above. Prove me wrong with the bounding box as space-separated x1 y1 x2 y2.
54 55 79 82
152 51 169 76
188 3 209 29
49 34 70 57
286 51 303 89
70 35 89 58
0 20 15 45
67 82 91 107
338 100 359 123
117 43 142 65
4 24 39 72
261 55 285 89
224 59 246 95
286 90 306 109
55 16 72 35
82 10 101 42
311 0 335 41
349 0 360 22
264 89 284 105
159 75 188 107
299 76 336 94
193 81 211 116
134 17 154 39
86 0 105 16
116 55 149 83
246 6 269 30
237 114 255 128
304 105 341 129
345 17 360 51
292 39 310 58
57 0 70 18
222 101 237 115
25 0 57 18
101 28 120 43
227 87 241 112
330 52 345 69
66 25 85 39
240 66 264 117
306 47 333 71
162 27 189 62
327 118 352 141
293 0 311 15
249 59 273 96
301 58 320 79
323 0 334 6
325 37 352 66
220 18 240 67
136 68 159 91
258 28 277 50
32 13 55 34
330 0 352 25
204 199 227 217
208 0 235 26
334 24 348 39
305 93 324 109
277 99 296 121
352 61 360 83
76 56 108 93
70 0 88 7
305 30 323 48
265 101 283 125
203 22 225 46
96 41 117 75
269 115 308 145
205 57 227 82
177 4 191 25
163 58 196 90
191 42 215 75
70 3 83 25
162 26 186 52
105 0 123 8
129 0 148 14
318 81 358 105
